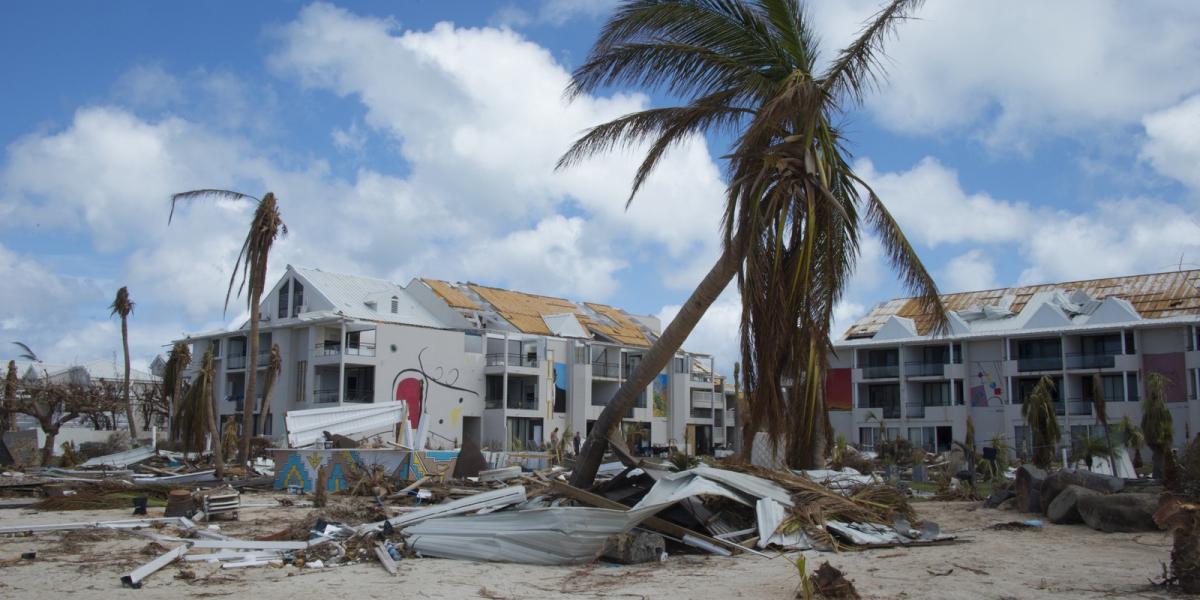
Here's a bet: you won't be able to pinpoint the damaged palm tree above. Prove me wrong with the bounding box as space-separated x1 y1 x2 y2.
1142 372 1174 479
1154 436 1200 593
1090 373 1115 457
558 0 944 485
1 360 16 432
161 342 191 434
171 348 224 479
1021 375 1060 469
254 344 282 446
170 189 286 466
1121 415 1146 470
108 286 139 442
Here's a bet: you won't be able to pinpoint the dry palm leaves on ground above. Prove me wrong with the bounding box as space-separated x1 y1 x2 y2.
34 481 170 511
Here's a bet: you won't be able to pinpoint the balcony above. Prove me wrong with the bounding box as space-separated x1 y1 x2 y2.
507 393 538 411
904 361 946 377
691 390 717 409
860 404 901 419
1065 353 1115 370
1066 399 1093 416
225 351 270 370
1017 356 1063 372
862 364 899 379
313 388 375 404
591 361 619 378
690 372 714 383
905 401 925 419
315 342 376 357
486 353 539 368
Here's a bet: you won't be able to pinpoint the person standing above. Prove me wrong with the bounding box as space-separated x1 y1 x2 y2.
572 431 582 455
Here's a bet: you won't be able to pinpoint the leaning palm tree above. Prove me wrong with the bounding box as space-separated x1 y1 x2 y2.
1021 375 1060 469
558 0 944 485
254 344 283 447
1143 372 1174 479
162 342 192 433
171 189 286 466
172 347 224 478
1090 373 1114 460
108 286 138 442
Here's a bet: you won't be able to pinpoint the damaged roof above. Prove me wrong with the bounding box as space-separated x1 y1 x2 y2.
845 269 1200 339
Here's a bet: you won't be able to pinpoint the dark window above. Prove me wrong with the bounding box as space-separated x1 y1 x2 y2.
291 281 305 317
1080 334 1121 356
1127 372 1140 403
390 296 399 314
922 382 951 407
278 280 290 318
1125 330 1137 354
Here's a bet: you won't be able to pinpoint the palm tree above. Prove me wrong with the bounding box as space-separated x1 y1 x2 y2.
162 342 192 434
170 189 286 466
172 347 224 478
2 360 16 432
1142 372 1174 479
108 286 138 442
1121 415 1145 470
255 344 283 447
1021 375 1060 469
1070 433 1113 472
1090 373 1114 458
558 0 944 486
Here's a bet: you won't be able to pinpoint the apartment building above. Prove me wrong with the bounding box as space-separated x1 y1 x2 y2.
827 270 1200 457
177 266 728 454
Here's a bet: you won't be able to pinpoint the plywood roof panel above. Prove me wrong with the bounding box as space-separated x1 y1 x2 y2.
422 278 481 310
845 270 1200 338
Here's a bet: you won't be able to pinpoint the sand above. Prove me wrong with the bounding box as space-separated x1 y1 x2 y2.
0 498 1177 599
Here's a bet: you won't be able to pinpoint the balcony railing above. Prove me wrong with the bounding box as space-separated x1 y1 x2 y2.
315 342 377 357
906 402 925 419
862 364 899 379
1065 353 1115 369
690 372 714 383
904 361 946 377
691 390 717 409
1052 401 1066 416
591 361 619 378
861 404 901 419
313 388 375 404
226 351 270 370
486 353 539 368
1066 399 1093 416
1017 356 1063 372
507 394 538 411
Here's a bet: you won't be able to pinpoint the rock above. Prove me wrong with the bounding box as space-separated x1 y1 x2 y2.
1015 465 1047 513
1047 485 1099 524
1077 493 1160 533
1040 471 1085 513
602 531 666 564
983 489 1016 509
1078 471 1125 494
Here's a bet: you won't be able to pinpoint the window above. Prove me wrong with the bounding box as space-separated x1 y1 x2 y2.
951 344 963 364
863 384 900 418
1015 376 1062 404
1125 330 1137 354
908 426 936 452
291 281 304 317
464 332 482 354
390 296 399 314
574 345 587 364
1081 334 1121 356
211 339 221 358
1127 372 1140 403
674 357 687 374
278 280 290 318
1082 374 1124 403
922 382 951 407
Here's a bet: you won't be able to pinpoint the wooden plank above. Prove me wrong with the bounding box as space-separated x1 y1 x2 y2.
548 481 742 555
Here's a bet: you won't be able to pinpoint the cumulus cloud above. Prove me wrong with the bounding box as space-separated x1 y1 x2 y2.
1141 94 1200 193
941 249 998 293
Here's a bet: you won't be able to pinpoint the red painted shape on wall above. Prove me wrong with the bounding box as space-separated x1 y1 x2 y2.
395 378 424 427
826 368 853 411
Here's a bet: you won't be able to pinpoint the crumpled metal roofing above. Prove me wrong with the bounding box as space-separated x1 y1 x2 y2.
284 401 409 447
845 269 1200 338
403 504 667 565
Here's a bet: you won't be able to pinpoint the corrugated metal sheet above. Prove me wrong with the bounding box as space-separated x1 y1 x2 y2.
845 269 1200 338
80 445 156 468
284 401 409 447
404 504 666 564
293 267 444 328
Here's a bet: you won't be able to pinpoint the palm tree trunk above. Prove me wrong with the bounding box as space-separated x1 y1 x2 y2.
239 293 260 465
570 236 742 488
207 375 226 479
121 316 139 441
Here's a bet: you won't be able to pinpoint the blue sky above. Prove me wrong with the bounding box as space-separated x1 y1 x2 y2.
1 0 1198 376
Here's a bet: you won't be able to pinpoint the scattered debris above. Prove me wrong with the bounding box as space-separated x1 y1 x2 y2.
809 561 861 599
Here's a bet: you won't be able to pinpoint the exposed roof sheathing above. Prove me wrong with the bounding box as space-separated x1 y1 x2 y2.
580 303 650 348
468 285 580 336
422 278 481 310
846 270 1200 339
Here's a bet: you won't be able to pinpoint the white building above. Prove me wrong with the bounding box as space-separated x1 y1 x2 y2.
827 270 1200 456
178 266 732 454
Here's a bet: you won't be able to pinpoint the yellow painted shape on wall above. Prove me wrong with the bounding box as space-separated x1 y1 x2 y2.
450 407 462 426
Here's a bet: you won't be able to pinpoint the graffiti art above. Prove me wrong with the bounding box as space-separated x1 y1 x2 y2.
391 347 479 429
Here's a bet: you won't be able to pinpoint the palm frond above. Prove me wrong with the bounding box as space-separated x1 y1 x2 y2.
11 341 39 363
820 0 924 106
108 286 134 318
168 189 259 224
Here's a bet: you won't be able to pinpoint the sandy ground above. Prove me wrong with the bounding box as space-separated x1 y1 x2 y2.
0 497 1177 599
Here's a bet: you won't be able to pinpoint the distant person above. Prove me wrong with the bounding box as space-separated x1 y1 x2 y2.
573 431 582 455
550 427 560 449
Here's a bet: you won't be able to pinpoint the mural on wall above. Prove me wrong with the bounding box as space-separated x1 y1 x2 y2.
553 362 567 413
392 347 479 429
653 373 669 417
970 361 1004 407
825 368 852 410
272 448 460 492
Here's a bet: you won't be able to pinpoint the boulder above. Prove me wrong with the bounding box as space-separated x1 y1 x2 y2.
1047 485 1099 524
1040 471 1085 513
1015 465 1047 513
1077 493 1160 533
602 531 666 564
984 489 1016 509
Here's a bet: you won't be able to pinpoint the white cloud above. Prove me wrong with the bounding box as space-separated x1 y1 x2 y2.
809 0 1200 148
941 249 998 293
1141 95 1200 193
491 0 618 28
657 286 741 379
112 64 185 109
